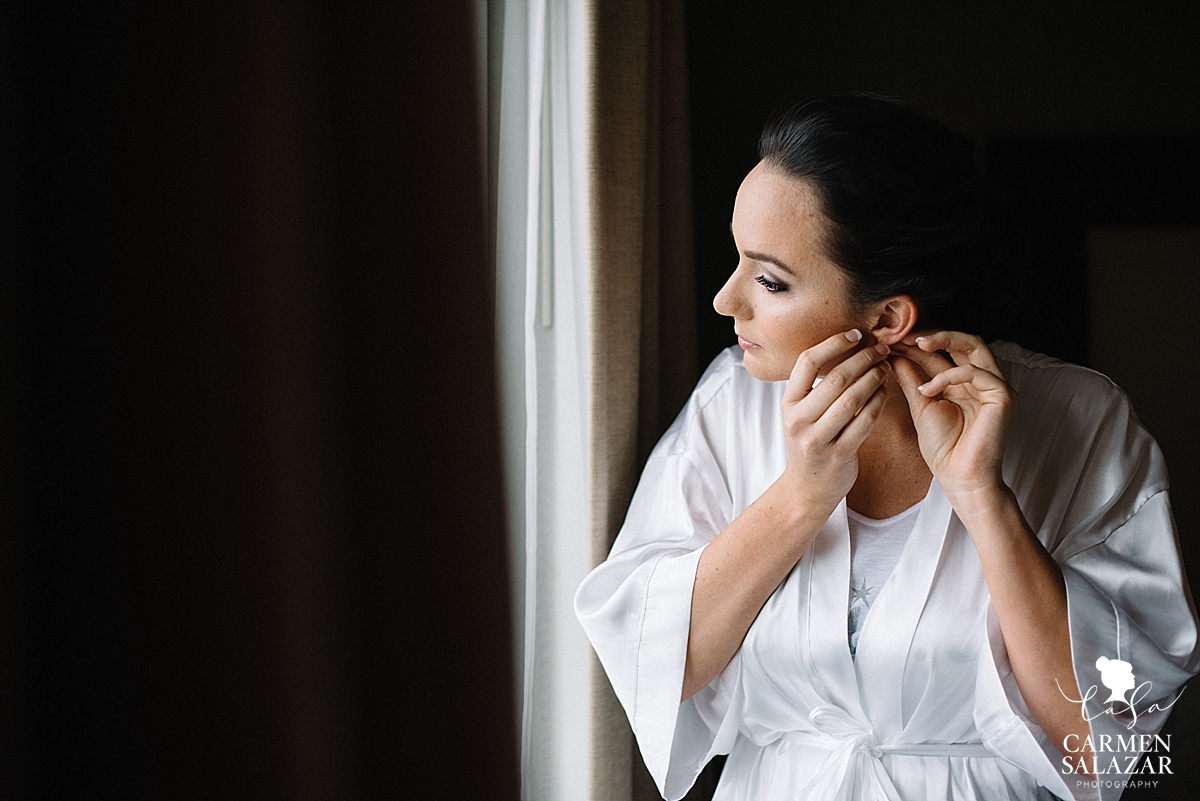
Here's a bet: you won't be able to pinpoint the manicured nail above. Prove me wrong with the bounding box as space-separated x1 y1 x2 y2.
845 329 862 342
874 343 889 355
917 383 930 393
915 336 928 343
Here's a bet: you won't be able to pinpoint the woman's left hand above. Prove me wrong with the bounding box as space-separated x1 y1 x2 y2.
894 333 1092 765
890 331 1015 514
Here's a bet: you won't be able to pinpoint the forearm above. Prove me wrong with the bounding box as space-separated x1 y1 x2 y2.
956 485 1092 763
681 329 888 701
682 478 830 701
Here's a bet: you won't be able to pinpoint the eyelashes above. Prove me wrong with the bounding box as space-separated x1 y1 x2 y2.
755 275 788 292
730 235 789 293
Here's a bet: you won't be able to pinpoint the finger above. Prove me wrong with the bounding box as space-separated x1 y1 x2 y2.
892 356 934 417
782 328 868 403
915 364 1009 398
891 340 954 378
899 329 942 348
807 359 891 440
911 330 1002 378
835 382 888 450
798 342 890 422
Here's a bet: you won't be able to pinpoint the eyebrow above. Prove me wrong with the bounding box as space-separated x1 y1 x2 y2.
729 224 798 277
743 250 797 277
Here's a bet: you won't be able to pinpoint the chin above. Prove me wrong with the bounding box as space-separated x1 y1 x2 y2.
740 351 789 382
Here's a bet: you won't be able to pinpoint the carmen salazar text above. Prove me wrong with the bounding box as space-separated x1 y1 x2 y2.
1062 734 1172 776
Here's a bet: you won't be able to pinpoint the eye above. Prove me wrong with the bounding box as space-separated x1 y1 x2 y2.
755 275 788 293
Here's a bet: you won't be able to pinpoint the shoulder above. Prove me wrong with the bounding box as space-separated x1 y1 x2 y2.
993 345 1171 556
692 346 787 424
991 341 1124 401
990 340 1135 429
988 340 1166 496
688 345 779 408
990 341 1168 542
688 345 742 409
656 345 784 462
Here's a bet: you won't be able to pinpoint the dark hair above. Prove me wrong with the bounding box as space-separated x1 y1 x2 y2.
759 94 1009 334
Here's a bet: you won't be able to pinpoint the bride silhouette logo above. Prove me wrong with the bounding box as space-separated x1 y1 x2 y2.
1058 652 1184 730
1096 656 1137 705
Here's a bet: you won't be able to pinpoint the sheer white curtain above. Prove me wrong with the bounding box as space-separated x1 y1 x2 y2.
489 1 593 799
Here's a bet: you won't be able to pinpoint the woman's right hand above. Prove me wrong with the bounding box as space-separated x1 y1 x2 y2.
778 329 891 513
683 328 890 700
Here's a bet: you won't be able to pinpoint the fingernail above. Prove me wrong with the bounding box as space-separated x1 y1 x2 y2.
845 329 862 342
917 383 929 393
874 343 889 355
915 336 928 343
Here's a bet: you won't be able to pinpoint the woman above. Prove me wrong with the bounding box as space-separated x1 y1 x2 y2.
575 96 1199 801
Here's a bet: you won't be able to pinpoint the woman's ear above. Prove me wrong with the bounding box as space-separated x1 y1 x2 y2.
868 295 918 346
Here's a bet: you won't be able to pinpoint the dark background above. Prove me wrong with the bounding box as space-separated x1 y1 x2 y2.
684 2 1200 799
2 3 515 800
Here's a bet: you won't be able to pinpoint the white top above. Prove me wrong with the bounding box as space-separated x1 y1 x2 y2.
575 342 1200 801
847 503 923 658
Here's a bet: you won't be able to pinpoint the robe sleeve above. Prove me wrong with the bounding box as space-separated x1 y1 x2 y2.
974 355 1200 801
574 360 745 801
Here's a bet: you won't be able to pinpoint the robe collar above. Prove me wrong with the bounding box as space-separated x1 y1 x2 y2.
799 479 956 739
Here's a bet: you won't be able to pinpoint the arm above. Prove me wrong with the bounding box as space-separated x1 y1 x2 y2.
958 485 1089 759
683 330 891 700
891 332 1091 763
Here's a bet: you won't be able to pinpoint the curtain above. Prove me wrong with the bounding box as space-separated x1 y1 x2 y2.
489 0 698 797
3 3 517 799
588 0 700 799
491 0 594 798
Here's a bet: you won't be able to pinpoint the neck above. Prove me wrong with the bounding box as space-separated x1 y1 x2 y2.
846 373 933 519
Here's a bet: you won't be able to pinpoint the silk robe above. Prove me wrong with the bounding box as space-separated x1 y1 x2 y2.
575 343 1199 801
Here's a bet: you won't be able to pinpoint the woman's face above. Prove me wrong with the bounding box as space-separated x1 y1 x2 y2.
714 161 863 382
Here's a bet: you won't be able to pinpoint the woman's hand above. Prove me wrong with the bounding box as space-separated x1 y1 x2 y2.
890 331 1015 514
893 332 1093 766
682 328 889 700
778 329 892 514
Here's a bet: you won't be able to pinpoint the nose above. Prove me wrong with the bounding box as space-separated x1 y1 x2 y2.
713 265 748 319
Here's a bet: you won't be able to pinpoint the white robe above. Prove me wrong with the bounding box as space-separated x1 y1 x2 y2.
575 343 1199 801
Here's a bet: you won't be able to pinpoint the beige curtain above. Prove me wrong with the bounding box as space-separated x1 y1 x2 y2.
588 0 702 798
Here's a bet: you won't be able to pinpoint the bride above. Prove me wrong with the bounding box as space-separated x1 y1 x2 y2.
575 95 1198 801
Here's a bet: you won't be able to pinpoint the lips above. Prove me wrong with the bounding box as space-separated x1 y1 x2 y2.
737 335 760 350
